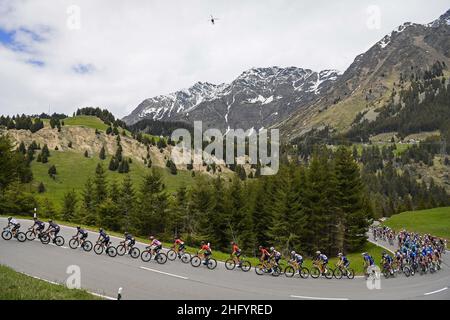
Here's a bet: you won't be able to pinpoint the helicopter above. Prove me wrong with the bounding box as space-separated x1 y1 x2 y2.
209 14 219 25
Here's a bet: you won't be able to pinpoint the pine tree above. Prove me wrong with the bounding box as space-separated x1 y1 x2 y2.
48 165 57 179
119 175 135 232
99 146 106 160
97 199 121 231
334 146 370 253
18 141 26 154
93 163 108 206
61 190 78 222
38 182 46 193
132 169 168 236
81 178 96 225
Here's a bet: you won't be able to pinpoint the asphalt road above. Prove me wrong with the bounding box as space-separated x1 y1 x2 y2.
1 218 449 300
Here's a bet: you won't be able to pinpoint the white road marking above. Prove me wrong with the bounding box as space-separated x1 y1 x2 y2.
140 266 189 280
89 292 117 300
290 294 349 300
424 287 448 296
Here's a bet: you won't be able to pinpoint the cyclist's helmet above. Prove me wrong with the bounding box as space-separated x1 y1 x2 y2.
76 226 80 230
201 240 205 245
270 247 275 251
231 241 235 245
291 251 296 255
338 253 343 256
33 217 37 221
258 245 263 249
149 236 154 240
7 217 12 221
316 251 321 255
48 220 53 223
99 228 103 232
362 252 367 256
124 232 128 236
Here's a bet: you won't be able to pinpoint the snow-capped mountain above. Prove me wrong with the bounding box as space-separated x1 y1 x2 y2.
278 8 450 139
123 66 340 131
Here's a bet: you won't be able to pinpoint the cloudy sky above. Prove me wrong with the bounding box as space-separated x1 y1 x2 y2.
0 0 448 118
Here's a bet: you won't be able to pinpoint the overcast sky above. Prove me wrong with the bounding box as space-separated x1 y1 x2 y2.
0 0 448 118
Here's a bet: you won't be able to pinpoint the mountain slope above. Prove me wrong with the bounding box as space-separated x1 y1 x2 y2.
123 67 340 131
277 9 450 139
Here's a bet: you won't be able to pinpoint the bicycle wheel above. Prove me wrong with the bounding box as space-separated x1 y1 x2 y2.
310 267 320 279
255 264 265 276
26 230 36 241
300 267 310 279
346 268 355 279
69 238 79 249
40 234 50 244
94 244 104 255
16 232 26 242
333 268 343 279
106 246 117 257
167 250 177 261
156 253 168 264
82 241 93 252
130 247 140 259
54 236 65 246
324 268 333 279
141 250 152 262
116 245 126 256
403 266 411 277
272 266 281 277
241 260 251 272
190 256 201 267
181 253 191 264
284 266 295 278
207 258 217 270
1 230 12 241
225 259 236 270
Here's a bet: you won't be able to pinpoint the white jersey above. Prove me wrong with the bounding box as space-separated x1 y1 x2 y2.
9 218 18 225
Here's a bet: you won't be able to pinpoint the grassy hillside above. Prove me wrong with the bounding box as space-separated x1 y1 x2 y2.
30 150 196 209
0 265 100 300
384 207 450 240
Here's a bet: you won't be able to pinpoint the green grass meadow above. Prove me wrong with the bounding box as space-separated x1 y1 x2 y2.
384 207 450 240
0 265 100 300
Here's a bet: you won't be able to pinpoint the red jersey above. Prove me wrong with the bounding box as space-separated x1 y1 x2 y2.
232 244 240 253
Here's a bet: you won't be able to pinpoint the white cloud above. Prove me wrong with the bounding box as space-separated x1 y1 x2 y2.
0 0 448 118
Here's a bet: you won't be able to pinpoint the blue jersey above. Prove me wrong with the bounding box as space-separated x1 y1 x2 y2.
99 230 108 240
364 255 374 265
78 229 87 236
49 222 59 229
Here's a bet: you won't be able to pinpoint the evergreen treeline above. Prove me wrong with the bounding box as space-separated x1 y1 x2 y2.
358 144 450 216
76 107 128 129
347 63 449 142
48 146 371 258
130 119 194 138
0 115 44 133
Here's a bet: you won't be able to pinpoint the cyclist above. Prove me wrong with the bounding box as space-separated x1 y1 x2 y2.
46 220 60 243
173 237 186 258
149 236 163 257
290 250 304 270
97 228 110 247
122 232 136 254
230 241 242 268
381 251 394 274
29 217 45 236
270 247 282 266
5 217 21 237
258 246 272 273
362 252 375 275
74 226 88 245
199 241 212 265
314 251 328 274
337 253 350 269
